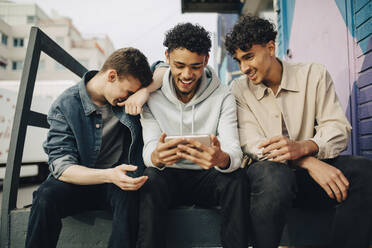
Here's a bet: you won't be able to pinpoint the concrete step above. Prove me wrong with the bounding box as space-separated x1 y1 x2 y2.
8 206 337 247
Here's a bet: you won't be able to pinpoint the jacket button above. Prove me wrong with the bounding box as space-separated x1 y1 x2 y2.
96 124 100 128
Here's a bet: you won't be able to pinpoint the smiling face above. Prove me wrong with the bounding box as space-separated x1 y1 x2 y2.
233 41 276 85
104 71 142 106
166 48 209 103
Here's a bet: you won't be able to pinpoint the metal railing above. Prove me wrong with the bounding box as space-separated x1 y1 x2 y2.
0 27 87 248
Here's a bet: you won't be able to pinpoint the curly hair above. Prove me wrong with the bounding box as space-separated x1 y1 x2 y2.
225 15 277 56
163 23 211 55
101 47 152 87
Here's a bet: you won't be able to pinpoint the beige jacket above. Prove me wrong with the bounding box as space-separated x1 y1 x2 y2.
231 60 352 160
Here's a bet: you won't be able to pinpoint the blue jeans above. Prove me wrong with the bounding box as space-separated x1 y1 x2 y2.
25 176 139 248
246 155 372 248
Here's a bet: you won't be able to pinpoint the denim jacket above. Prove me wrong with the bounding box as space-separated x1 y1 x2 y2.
43 70 145 178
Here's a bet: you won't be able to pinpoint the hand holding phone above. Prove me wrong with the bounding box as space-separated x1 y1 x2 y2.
151 133 185 167
176 134 230 170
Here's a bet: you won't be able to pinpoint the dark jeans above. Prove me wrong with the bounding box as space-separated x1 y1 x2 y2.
137 167 249 248
25 176 139 248
246 155 372 248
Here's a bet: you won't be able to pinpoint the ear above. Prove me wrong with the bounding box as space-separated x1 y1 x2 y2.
204 54 210 66
266 40 276 56
165 50 170 64
107 69 118 83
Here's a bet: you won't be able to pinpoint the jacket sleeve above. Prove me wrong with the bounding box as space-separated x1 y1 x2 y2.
215 92 243 173
43 105 80 178
151 61 169 72
309 68 352 159
230 81 268 161
140 103 165 169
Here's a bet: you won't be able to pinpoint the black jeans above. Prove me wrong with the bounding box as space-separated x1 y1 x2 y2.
246 155 372 248
25 176 139 248
136 167 249 248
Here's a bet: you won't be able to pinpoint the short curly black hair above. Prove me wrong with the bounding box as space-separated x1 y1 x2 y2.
225 15 277 56
163 23 211 55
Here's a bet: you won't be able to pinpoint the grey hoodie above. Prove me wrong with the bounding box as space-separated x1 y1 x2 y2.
140 66 242 173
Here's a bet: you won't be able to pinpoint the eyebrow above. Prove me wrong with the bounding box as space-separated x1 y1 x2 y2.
174 60 203 66
242 52 254 57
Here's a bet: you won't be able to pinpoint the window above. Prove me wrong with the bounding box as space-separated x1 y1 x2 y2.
0 58 7 70
12 61 23 70
13 38 24 47
1 33 8 46
27 16 36 24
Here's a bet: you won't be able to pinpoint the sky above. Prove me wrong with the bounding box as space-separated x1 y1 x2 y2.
14 0 218 66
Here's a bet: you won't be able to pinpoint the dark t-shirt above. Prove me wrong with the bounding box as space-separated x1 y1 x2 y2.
95 104 131 168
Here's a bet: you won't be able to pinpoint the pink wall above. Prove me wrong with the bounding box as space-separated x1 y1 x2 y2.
284 0 362 112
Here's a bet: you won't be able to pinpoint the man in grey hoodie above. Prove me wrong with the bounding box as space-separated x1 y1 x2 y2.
137 23 249 248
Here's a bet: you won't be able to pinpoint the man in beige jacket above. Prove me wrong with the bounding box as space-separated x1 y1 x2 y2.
225 15 372 248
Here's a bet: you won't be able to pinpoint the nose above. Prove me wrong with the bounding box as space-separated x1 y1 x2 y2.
182 67 193 79
240 61 251 75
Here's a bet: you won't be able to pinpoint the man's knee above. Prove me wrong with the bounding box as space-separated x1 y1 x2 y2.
32 177 78 213
225 169 247 188
111 186 138 210
32 179 60 211
333 155 372 187
141 167 170 196
246 161 295 198
143 167 166 185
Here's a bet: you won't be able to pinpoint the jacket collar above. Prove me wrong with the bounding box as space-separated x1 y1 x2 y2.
78 70 99 116
250 59 300 100
280 59 300 92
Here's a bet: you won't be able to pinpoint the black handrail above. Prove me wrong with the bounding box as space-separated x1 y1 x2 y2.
0 27 87 248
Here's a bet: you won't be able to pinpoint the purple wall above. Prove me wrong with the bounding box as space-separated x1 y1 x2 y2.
277 0 372 158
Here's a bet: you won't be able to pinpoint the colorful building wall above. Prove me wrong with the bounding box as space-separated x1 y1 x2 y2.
216 1 372 158
276 0 372 158
216 14 241 85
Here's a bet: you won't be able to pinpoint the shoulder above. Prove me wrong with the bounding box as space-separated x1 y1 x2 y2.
146 88 172 114
148 87 167 102
287 61 327 77
207 68 232 100
285 61 329 88
230 75 248 97
230 75 247 88
215 81 230 94
49 84 81 117
59 83 79 99
210 83 236 109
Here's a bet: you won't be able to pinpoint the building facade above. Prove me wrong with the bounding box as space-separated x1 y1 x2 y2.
0 0 115 81
0 0 115 170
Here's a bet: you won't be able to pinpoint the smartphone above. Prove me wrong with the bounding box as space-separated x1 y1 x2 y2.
164 134 211 146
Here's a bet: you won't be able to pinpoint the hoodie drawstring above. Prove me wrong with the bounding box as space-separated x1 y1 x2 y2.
179 103 183 135
191 105 194 135
179 104 195 135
